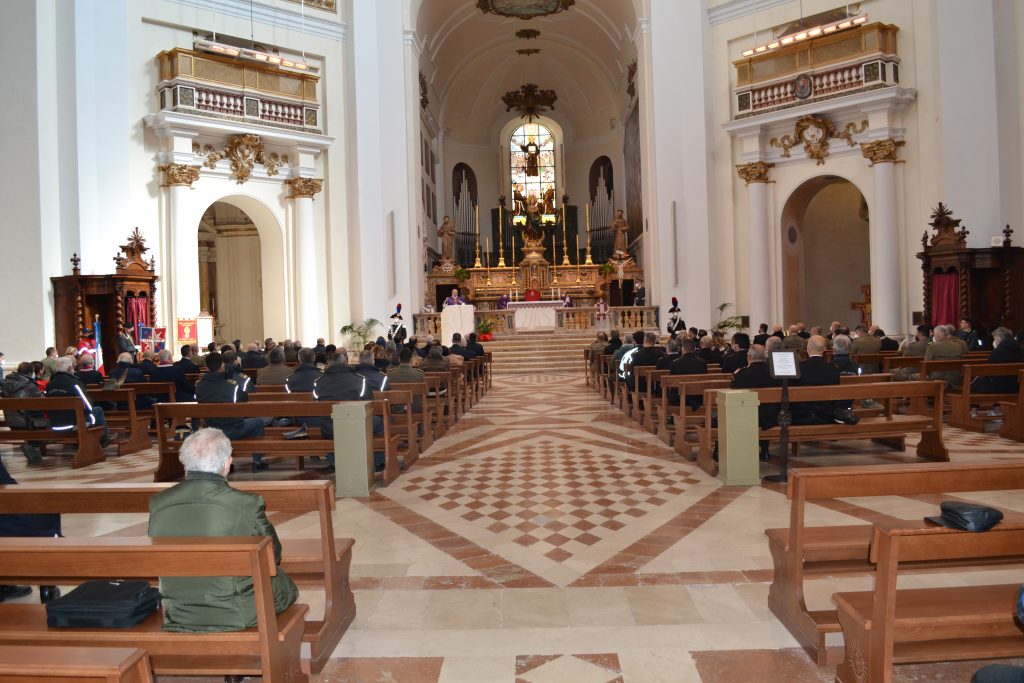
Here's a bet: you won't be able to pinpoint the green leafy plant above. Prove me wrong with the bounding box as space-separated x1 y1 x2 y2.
597 262 616 278
476 318 494 334
339 318 383 348
453 267 471 283
713 303 745 332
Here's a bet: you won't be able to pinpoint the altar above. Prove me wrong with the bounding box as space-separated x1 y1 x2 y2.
508 300 561 330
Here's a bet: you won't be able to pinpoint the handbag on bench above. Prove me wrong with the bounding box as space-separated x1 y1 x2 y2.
45 579 161 628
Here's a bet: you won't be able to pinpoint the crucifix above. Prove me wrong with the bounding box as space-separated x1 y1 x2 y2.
850 284 871 326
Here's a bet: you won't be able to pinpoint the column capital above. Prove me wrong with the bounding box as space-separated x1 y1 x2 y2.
161 164 200 187
288 177 324 198
736 161 774 185
860 138 905 166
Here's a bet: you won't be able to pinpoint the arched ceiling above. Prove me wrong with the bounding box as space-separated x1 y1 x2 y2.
417 0 638 143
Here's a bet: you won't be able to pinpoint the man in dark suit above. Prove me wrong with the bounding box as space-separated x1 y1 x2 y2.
730 345 781 428
466 333 485 358
175 345 201 375
75 353 104 385
669 338 708 409
793 335 842 425
696 336 723 365
720 333 750 374
149 349 196 401
972 327 1024 394
241 343 268 369
111 352 146 383
656 339 680 370
449 333 470 359
752 324 770 347
629 332 664 392
139 351 159 377
874 328 899 352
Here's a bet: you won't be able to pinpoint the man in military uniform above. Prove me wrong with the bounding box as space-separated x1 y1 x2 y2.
285 348 322 393
313 350 386 473
913 324 965 388
195 352 266 472
149 428 298 632
850 324 882 373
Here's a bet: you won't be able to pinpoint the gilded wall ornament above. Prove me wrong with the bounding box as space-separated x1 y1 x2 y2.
419 71 429 109
516 48 541 56
516 29 540 39
860 138 905 166
162 164 201 187
288 177 324 198
191 136 286 183
502 83 557 122
193 144 225 169
477 0 574 20
626 60 637 101
735 161 774 185
770 115 868 165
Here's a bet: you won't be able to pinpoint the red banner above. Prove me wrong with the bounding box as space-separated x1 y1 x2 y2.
176 319 197 344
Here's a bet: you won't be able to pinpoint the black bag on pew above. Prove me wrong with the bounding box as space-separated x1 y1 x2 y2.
45 579 161 628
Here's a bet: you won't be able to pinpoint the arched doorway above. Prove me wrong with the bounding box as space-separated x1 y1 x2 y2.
781 176 870 328
198 202 264 345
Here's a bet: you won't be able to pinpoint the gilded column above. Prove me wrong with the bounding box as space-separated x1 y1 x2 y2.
162 164 202 324
737 161 774 331
861 139 905 333
289 177 324 342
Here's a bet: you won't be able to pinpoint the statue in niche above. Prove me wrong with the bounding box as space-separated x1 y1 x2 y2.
437 216 456 264
513 185 527 216
519 135 540 176
542 187 556 214
611 209 630 258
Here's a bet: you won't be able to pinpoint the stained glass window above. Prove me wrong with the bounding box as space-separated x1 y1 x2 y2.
509 123 555 212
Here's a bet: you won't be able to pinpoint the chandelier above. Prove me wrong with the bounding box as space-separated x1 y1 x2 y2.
477 0 575 20
502 83 557 122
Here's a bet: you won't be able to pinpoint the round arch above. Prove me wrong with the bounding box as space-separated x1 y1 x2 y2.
779 174 871 328
498 115 566 203
193 192 289 342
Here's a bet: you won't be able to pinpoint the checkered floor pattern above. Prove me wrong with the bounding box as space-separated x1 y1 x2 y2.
399 439 701 563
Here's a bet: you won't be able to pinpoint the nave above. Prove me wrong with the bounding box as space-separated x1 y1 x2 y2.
3 373 1024 682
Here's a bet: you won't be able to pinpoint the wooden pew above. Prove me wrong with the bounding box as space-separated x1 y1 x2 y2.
947 362 1024 431
372 397 402 485
834 520 1024 683
423 372 452 435
696 381 948 475
598 355 612 400
0 537 308 683
388 382 433 452
153 402 336 481
765 461 1024 665
0 480 355 675
630 366 660 427
655 374 730 446
641 369 669 432
583 349 591 387
0 397 106 468
1000 370 1024 442
373 389 420 469
84 388 151 455
0 645 153 682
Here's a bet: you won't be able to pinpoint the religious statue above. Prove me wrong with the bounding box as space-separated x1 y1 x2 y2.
520 135 540 177
611 209 629 258
542 187 556 214
437 216 456 263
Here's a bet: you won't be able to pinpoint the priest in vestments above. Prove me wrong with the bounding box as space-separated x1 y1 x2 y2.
444 288 468 307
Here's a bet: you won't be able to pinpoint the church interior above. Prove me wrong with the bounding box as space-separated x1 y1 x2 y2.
4 0 1024 680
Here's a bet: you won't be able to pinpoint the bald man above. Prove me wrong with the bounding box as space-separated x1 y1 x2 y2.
793 335 847 425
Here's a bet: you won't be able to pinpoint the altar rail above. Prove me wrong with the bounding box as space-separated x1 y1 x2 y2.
412 306 658 337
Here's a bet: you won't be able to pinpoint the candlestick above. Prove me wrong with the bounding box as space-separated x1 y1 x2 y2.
473 204 482 268
497 204 506 267
551 231 558 285
585 203 593 265
561 203 570 266
511 230 516 267
575 235 582 283
485 238 492 284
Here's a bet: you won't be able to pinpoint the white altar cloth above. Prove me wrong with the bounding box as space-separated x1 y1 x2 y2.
508 300 561 330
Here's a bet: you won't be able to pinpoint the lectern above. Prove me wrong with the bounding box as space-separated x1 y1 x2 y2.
441 304 475 345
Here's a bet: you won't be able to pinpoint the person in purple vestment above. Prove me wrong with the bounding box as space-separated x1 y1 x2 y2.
443 288 468 307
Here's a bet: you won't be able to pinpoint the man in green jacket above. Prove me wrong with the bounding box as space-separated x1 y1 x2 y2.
148 428 298 632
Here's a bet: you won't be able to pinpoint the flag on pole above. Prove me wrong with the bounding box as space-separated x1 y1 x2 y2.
93 318 105 376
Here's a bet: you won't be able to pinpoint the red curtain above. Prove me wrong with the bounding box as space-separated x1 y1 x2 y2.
126 297 149 329
931 272 959 326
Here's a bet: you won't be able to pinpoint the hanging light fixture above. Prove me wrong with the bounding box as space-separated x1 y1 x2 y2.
478 0 574 20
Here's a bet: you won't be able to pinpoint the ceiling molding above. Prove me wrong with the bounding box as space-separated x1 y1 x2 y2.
161 0 346 42
706 0 791 27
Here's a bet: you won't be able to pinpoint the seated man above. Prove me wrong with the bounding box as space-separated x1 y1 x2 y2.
793 335 849 425
241 342 268 369
449 333 470 359
831 334 856 374
313 350 385 473
911 324 965 388
195 352 266 472
850 324 882 373
669 337 708 408
110 352 146 384
466 332 485 358
257 347 293 386
730 345 781 429
628 332 664 392
972 326 1023 394
656 338 681 371
138 351 159 377
75 353 104 385
589 332 609 372
175 344 201 375
696 335 723 365
720 333 750 374
285 347 322 393
149 348 196 401
387 347 426 413
46 356 112 447
420 344 450 372
2 362 48 464
148 428 298 631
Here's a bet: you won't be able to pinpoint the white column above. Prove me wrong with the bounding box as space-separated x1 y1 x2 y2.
290 177 324 342
863 140 903 333
166 165 201 325
738 162 773 331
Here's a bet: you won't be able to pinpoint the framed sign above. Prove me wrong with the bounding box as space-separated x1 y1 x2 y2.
768 350 801 379
176 318 197 345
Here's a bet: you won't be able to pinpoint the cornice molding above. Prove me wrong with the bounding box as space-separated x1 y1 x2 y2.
163 0 346 42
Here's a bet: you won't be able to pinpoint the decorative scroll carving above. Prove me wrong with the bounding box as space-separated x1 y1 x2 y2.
419 71 429 109
193 144 225 169
190 135 286 184
115 228 156 275
288 177 324 198
770 115 868 165
626 59 637 101
70 253 81 276
162 164 200 187
860 138 905 166
735 161 774 185
502 83 557 122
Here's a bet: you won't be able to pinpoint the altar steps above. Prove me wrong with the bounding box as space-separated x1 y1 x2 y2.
485 331 593 376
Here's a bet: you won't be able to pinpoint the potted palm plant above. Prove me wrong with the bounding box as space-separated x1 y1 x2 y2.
339 318 383 352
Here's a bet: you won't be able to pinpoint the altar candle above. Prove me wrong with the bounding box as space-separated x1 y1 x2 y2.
486 238 490 267
498 203 503 251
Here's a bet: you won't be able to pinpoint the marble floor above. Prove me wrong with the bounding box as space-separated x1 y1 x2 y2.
4 373 1024 681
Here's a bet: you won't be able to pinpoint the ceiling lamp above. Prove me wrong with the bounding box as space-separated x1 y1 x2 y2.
502 83 557 122
478 0 574 20
194 39 316 72
741 14 867 58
